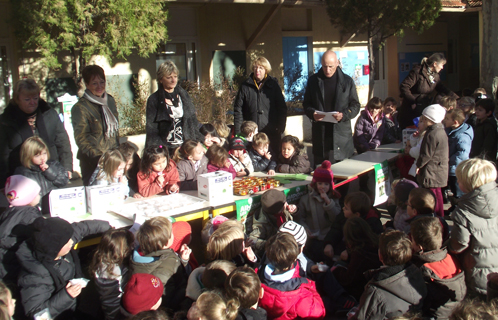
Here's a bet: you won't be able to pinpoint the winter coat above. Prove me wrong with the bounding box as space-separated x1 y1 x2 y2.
353 109 385 154
276 153 312 174
94 264 131 320
233 74 287 137
333 245 382 301
416 123 449 188
352 263 427 320
449 181 498 296
257 264 325 320
470 115 498 161
236 307 267 320
247 207 295 257
447 123 473 176
297 186 341 241
207 162 237 179
15 160 69 213
17 220 111 319
145 85 203 148
131 248 187 308
382 113 401 144
229 152 254 176
177 156 208 190
137 160 180 197
0 99 73 185
71 95 119 161
247 147 277 173
0 205 41 283
304 68 361 161
398 62 457 130
412 248 466 320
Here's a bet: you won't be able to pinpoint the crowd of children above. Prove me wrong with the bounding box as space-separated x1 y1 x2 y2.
1 90 498 320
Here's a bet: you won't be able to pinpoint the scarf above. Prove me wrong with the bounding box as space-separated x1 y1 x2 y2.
83 89 119 140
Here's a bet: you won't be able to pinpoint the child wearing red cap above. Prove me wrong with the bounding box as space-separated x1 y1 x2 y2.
297 160 341 262
171 221 198 274
123 273 164 315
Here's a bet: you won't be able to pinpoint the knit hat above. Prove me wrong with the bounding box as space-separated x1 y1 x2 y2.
33 217 74 260
394 179 418 203
279 221 307 246
422 104 446 124
313 161 334 187
5 175 41 206
171 221 192 252
261 189 286 216
230 137 246 150
123 273 164 315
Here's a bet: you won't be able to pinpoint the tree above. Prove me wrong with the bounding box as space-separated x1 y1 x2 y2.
11 0 168 83
325 0 441 99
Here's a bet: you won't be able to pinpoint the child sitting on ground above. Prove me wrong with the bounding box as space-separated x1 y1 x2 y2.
353 97 385 154
323 192 383 261
382 97 401 144
171 221 197 275
442 108 474 200
351 230 427 320
225 266 267 320
235 121 258 149
89 148 130 199
391 179 419 233
200 123 221 150
122 273 164 316
470 98 498 161
247 132 276 175
174 140 208 190
410 217 466 319
406 188 449 241
131 216 189 310
449 158 498 298
247 189 298 257
187 291 239 320
137 145 180 197
14 136 69 213
276 135 312 173
90 229 135 320
228 137 254 177
206 144 237 179
207 220 258 268
186 260 236 303
257 233 325 320
0 175 41 285
118 142 142 198
416 104 448 218
334 217 382 301
297 160 341 262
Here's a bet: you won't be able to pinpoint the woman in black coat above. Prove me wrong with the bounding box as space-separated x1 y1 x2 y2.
0 79 73 186
398 52 458 130
233 56 287 153
145 60 202 154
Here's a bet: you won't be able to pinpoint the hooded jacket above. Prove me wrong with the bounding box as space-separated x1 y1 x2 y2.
416 123 449 188
247 146 277 173
94 264 131 320
353 109 385 154
447 123 473 176
303 68 361 161
413 248 466 319
353 263 427 320
234 74 287 136
177 156 209 190
0 99 73 185
449 181 498 295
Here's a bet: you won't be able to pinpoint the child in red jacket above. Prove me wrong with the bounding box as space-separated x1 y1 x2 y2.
257 232 325 320
137 145 180 197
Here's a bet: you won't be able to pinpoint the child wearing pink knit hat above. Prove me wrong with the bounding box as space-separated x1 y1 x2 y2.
297 161 341 262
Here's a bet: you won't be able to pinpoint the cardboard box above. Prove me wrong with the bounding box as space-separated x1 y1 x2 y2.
402 128 417 146
197 171 234 206
86 185 126 215
49 187 86 217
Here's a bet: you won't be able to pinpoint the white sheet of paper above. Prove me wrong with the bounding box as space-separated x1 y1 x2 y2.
315 111 339 123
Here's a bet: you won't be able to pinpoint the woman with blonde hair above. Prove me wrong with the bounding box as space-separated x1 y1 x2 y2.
0 78 72 186
234 56 287 153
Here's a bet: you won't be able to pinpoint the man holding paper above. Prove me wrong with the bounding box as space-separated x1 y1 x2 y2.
304 50 360 166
